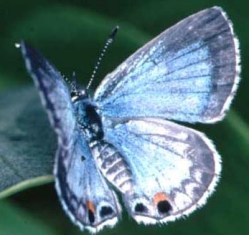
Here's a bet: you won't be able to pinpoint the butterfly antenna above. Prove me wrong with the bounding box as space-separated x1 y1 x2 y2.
70 72 77 90
86 25 119 90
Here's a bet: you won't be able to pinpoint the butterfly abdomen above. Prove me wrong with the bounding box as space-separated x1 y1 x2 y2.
90 140 133 193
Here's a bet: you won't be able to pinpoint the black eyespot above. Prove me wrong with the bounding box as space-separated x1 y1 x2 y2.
100 206 113 217
135 203 148 213
81 155 85 161
88 209 95 224
157 200 172 214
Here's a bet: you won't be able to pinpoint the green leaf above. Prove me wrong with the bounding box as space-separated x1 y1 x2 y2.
0 201 58 235
0 87 55 198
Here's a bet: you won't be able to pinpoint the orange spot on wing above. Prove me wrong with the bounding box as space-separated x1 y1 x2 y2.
153 192 168 205
86 200 95 213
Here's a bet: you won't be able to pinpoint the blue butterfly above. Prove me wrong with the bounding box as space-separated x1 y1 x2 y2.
19 6 240 233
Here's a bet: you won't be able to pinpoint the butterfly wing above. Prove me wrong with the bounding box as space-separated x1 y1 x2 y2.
20 42 76 146
94 7 240 123
102 118 221 224
55 131 121 233
20 43 121 233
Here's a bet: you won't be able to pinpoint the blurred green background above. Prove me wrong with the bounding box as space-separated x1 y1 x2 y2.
0 0 249 235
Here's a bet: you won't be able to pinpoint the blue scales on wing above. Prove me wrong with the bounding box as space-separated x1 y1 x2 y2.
20 42 76 146
55 131 121 233
94 7 240 123
102 118 221 224
20 42 122 233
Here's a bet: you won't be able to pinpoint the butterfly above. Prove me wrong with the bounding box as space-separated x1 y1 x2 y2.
19 6 240 233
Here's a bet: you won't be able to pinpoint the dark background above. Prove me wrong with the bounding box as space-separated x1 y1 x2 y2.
0 0 249 235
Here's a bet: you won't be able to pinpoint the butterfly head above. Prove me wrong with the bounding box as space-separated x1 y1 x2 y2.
70 88 88 102
68 74 89 102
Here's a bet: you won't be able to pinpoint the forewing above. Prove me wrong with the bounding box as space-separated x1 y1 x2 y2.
94 7 240 123
103 118 221 224
54 131 121 233
20 42 76 145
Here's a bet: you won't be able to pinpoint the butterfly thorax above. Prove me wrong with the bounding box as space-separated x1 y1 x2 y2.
73 97 104 142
